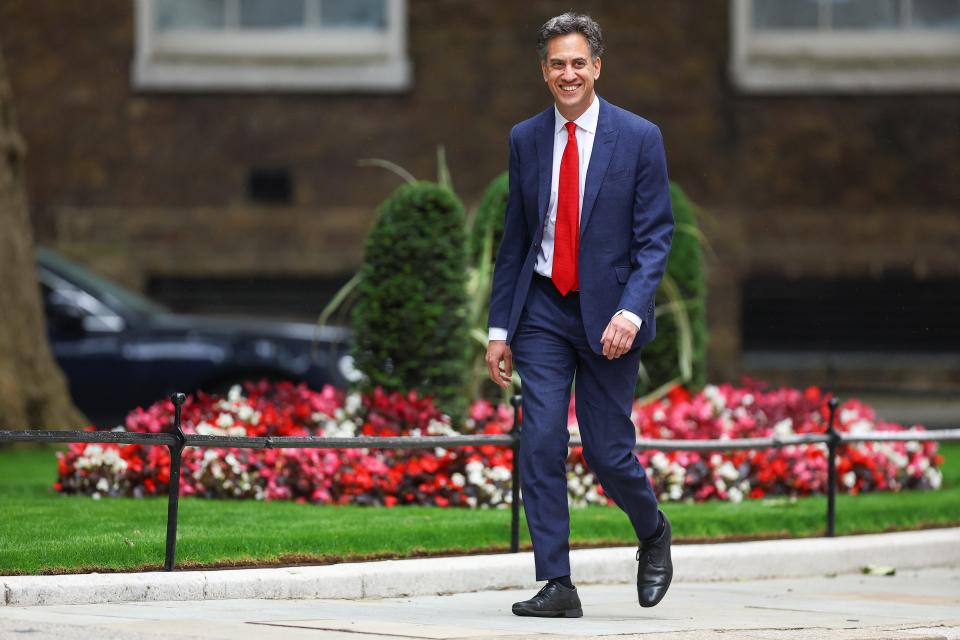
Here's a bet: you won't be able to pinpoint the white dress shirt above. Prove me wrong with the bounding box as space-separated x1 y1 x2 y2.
489 96 642 342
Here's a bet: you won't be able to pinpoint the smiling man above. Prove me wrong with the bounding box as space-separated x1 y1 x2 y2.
486 13 675 617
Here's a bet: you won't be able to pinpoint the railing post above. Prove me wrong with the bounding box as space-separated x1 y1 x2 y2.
825 396 840 538
164 393 186 571
510 394 523 553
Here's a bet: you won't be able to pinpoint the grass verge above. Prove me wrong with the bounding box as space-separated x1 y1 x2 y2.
1 443 957 575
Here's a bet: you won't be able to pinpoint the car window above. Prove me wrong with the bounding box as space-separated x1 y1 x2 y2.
37 248 170 317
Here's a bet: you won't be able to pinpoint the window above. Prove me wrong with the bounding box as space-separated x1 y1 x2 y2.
731 0 960 92
133 0 411 92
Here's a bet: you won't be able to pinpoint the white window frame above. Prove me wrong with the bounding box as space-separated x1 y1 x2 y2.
132 0 411 92
730 0 960 93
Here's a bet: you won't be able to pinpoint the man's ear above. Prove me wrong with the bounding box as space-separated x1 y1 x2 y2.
593 56 602 80
541 61 549 83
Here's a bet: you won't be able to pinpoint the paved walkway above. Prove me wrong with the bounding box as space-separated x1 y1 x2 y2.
1 567 958 639
3 530 959 639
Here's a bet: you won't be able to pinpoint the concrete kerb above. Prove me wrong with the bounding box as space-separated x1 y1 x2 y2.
3 527 958 607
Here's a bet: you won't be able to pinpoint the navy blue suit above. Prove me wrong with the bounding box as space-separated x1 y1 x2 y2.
489 97 674 580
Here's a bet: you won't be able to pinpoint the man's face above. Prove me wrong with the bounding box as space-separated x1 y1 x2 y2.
541 33 601 119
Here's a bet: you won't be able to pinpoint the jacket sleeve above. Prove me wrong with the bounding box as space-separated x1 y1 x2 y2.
487 127 530 332
617 124 674 318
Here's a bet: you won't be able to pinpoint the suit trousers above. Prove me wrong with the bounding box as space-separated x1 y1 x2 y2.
512 274 660 581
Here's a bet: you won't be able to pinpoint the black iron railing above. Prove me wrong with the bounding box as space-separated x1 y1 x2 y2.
2 395 959 571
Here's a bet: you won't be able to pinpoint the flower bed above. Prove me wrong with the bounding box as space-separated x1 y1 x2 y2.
55 381 942 507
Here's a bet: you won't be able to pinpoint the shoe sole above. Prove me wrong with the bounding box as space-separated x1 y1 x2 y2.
512 607 583 618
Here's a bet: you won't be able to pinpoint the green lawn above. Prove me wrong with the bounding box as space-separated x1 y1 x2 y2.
1 443 958 575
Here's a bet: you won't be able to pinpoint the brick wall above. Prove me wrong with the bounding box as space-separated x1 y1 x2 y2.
2 0 958 383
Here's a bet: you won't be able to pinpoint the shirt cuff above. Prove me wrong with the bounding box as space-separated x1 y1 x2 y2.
488 327 508 342
615 309 643 330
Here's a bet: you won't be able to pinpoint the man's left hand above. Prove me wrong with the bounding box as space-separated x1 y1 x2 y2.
600 314 638 360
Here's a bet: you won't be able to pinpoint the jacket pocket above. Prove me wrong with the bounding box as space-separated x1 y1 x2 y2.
614 265 632 284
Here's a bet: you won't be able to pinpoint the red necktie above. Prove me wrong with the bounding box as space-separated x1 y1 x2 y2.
553 121 579 295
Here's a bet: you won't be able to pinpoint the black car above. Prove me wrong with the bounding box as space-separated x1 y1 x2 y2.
38 248 355 427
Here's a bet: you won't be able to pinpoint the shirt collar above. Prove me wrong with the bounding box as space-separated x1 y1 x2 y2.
554 95 599 135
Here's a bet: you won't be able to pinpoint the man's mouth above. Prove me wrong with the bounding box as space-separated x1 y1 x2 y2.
560 84 581 93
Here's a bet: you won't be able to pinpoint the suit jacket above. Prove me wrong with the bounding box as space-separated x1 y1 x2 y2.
488 96 674 356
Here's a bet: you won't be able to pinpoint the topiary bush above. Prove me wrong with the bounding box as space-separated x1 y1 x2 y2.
351 181 470 419
637 183 708 396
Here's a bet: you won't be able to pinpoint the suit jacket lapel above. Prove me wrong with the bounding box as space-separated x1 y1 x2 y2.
580 98 618 239
535 110 554 234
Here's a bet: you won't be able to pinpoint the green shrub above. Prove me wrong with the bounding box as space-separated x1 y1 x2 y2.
637 183 708 396
351 181 470 419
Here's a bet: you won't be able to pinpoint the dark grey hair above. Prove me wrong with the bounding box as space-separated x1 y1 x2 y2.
536 12 604 62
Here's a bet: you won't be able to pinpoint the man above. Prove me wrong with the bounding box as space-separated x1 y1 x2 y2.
486 13 675 618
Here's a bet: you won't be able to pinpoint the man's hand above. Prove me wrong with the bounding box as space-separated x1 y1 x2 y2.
600 314 638 359
486 340 513 389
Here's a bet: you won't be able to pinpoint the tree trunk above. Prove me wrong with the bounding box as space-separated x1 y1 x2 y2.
0 39 87 430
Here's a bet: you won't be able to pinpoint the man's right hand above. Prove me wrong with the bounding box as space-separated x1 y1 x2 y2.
486 340 513 389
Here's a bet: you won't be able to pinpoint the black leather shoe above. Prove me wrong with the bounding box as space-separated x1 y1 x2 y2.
512 581 583 618
637 510 673 607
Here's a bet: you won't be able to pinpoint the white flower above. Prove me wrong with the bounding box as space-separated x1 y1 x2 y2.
742 393 754 406
96 478 110 492
843 471 857 488
216 413 234 429
668 485 683 501
450 473 465 488
926 468 943 490
773 418 794 438
228 385 243 402
848 419 873 435
717 461 739 482
651 453 668 471
345 393 363 416
728 487 743 503
494 466 513 482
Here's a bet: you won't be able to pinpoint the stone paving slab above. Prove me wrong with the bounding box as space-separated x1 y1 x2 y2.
3 528 959 607
0 567 957 639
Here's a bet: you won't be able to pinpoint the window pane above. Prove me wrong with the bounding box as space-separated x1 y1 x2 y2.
239 0 306 28
832 0 899 29
912 0 960 28
752 0 819 29
156 0 225 31
320 0 386 29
